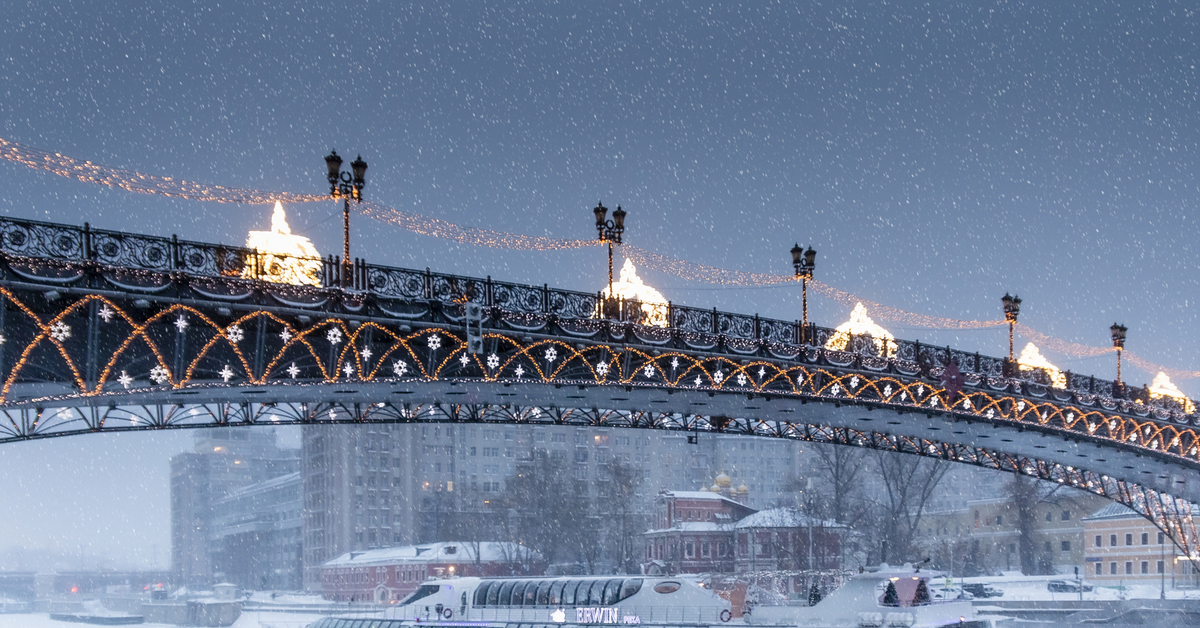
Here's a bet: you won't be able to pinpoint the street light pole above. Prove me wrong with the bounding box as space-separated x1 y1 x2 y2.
1110 323 1128 396
324 150 368 287
1001 293 1022 369
593 201 626 316
791 244 817 344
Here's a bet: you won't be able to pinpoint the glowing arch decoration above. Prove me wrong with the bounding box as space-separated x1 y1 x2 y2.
243 202 322 286
600 259 668 327
824 302 897 357
1017 342 1066 389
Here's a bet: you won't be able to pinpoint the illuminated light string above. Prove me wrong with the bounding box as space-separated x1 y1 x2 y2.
4 136 1200 379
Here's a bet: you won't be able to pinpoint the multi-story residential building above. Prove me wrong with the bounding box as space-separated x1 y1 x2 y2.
209 471 303 590
1081 502 1200 587
170 427 300 588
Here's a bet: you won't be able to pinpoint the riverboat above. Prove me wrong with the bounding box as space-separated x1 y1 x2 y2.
306 568 988 628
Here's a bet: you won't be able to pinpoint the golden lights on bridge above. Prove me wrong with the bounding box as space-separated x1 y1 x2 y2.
243 202 322 286
824 302 898 357
599 259 669 327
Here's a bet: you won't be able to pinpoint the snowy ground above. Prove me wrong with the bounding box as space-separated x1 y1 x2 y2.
950 573 1200 602
0 611 330 628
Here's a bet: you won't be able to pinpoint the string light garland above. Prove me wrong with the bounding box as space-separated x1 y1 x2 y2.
4 136 1200 380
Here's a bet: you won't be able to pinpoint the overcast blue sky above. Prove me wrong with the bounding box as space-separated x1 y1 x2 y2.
2 1 1199 568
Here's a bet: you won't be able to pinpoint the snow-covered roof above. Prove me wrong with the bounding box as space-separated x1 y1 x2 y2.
323 541 541 568
1083 501 1200 521
734 508 843 530
664 491 734 501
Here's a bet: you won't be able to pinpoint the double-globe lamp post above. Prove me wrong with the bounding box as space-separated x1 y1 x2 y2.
790 244 816 344
324 150 368 287
593 201 627 316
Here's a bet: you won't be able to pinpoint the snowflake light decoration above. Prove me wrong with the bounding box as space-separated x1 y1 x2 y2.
757 366 766 379
327 327 343 345
544 346 558 363
117 370 133 389
149 365 169 384
883 384 893 397
694 375 703 387
917 385 924 396
713 369 724 384
486 353 500 370
226 324 244 344
831 383 841 396
671 357 679 370
850 376 859 388
987 408 995 419
49 321 71 342
459 353 470 367
97 304 115 322
219 365 235 382
643 364 655 378
900 391 907 402
427 334 441 351
736 373 747 387
328 408 337 420
280 328 293 342
361 347 373 360
962 398 972 410
174 316 189 333
287 363 300 379
0 334 5 345
596 361 609 377
929 397 938 407
1017 401 1026 412
393 360 408 377
514 365 525 379
343 363 355 378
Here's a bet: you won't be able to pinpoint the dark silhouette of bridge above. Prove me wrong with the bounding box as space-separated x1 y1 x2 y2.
1 215 1198 557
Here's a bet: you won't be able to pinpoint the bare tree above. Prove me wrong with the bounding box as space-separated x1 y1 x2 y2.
810 443 870 527
871 451 950 565
500 449 588 568
601 458 648 574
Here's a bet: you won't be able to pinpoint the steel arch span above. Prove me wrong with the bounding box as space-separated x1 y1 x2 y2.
0 215 1198 558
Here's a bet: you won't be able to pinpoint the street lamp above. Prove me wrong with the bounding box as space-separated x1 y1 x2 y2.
1002 293 1022 374
324 150 368 287
791 244 817 344
1110 323 1128 395
593 201 626 313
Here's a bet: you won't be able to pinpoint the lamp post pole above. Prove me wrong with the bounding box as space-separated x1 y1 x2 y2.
1001 293 1021 376
593 201 627 316
324 150 368 287
791 244 817 344
1110 323 1128 396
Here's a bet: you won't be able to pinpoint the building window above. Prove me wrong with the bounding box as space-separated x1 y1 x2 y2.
1141 561 1149 574
1061 541 1071 552
1110 562 1117 575
1095 535 1103 548
1159 532 1166 545
1125 534 1133 546
995 515 1003 526
1125 562 1133 575
1095 563 1103 576
1110 534 1118 547
702 542 710 558
1045 511 1052 522
1158 560 1165 574
1062 510 1071 521
1044 541 1052 553
1141 533 1149 545
685 542 694 558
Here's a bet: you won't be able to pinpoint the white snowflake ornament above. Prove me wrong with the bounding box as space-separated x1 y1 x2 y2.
596 361 609 377
226 324 244 344
117 370 133 389
327 327 343 345
287 363 300 379
219 365 235 382
427 334 441 351
736 373 748 387
486 353 500 370
643 364 655 378
97 304 115 323
393 360 408 377
280 328 293 342
343 363 355 378
149 365 169 384
459 353 470 367
50 321 71 342
174 316 188 333
544 346 558 363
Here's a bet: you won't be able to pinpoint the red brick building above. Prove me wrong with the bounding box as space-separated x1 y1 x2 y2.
321 541 543 602
642 480 757 575
734 508 845 573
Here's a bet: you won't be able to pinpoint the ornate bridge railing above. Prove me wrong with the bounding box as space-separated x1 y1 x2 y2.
0 214 1190 419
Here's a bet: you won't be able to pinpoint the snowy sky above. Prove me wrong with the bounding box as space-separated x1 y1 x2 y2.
2 1 1200 569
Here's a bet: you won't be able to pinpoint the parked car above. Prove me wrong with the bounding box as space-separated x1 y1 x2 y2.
1047 580 1093 593
931 587 973 601
961 583 1003 598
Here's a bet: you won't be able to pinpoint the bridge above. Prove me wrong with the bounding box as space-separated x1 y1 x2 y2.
1 214 1198 556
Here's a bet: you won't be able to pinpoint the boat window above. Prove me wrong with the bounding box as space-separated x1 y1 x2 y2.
525 581 540 606
619 579 643 601
536 580 553 606
580 580 601 606
561 580 580 605
400 585 441 606
496 583 516 607
475 582 492 606
367 622 383 628
487 581 501 606
548 580 566 605
510 581 529 606
653 581 681 594
602 579 622 606
349 621 365 628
